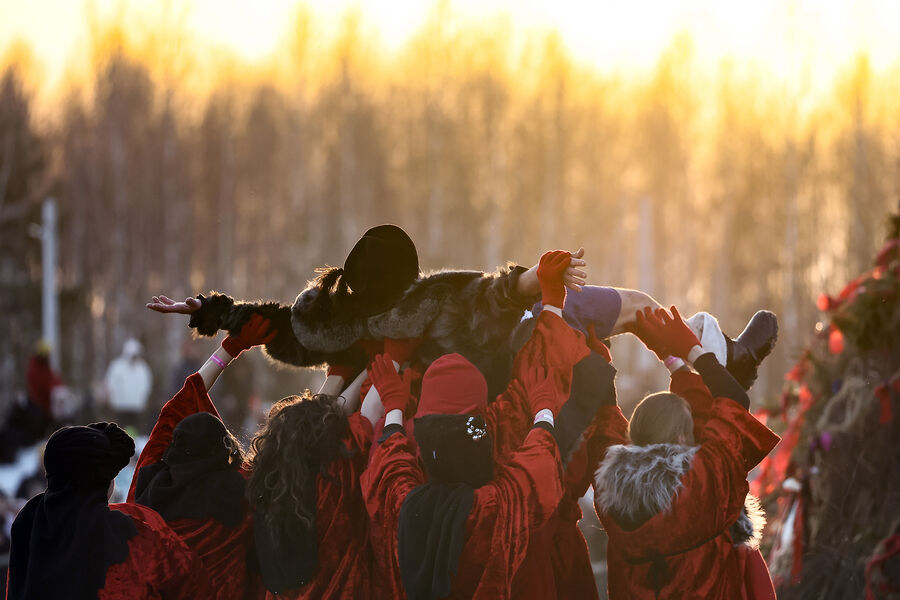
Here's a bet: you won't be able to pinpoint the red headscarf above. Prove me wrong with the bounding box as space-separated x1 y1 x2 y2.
416 353 489 417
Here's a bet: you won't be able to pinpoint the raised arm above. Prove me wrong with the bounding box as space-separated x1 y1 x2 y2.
465 359 570 588
150 291 355 368
483 251 591 455
200 313 277 389
337 368 369 415
358 360 426 543
129 312 275 500
516 247 588 296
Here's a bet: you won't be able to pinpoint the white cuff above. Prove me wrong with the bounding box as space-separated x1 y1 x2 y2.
687 345 705 365
533 408 554 427
384 408 404 427
542 305 563 317
663 356 686 373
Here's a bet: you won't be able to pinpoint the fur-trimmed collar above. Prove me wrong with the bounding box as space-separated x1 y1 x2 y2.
291 285 367 353
593 443 765 548
367 271 484 340
594 443 698 531
291 270 485 353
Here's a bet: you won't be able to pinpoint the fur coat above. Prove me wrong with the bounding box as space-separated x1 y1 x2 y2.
188 265 537 396
591 370 780 600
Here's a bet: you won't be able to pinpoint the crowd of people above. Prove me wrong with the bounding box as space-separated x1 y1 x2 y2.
5 225 781 599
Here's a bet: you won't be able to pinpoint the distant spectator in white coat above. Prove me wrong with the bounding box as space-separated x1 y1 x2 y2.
105 338 153 430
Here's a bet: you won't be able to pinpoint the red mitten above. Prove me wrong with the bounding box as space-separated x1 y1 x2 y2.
222 314 277 358
656 306 702 361
624 307 671 361
383 337 422 366
368 354 416 417
537 250 571 308
521 365 566 418
586 324 613 363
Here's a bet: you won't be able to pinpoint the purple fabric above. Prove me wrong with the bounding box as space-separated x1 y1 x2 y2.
532 285 622 340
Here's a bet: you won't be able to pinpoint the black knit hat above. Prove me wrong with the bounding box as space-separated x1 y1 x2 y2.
44 422 135 490
413 414 494 488
342 224 419 317
165 412 231 465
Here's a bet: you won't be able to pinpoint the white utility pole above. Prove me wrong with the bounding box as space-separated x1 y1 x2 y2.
42 197 59 369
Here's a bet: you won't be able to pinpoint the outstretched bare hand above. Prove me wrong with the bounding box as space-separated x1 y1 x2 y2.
564 247 587 292
146 295 201 315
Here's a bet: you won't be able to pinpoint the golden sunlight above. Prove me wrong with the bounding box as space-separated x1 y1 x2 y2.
3 0 900 98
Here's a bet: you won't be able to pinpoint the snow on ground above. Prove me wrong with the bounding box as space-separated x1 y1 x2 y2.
0 436 148 502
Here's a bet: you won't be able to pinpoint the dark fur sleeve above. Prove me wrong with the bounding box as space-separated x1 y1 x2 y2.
438 264 540 398
479 264 540 315
187 292 351 368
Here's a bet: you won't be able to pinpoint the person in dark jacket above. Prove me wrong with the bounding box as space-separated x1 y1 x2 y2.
6 422 210 599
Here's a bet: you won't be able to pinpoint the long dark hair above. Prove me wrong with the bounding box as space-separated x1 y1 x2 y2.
245 392 350 546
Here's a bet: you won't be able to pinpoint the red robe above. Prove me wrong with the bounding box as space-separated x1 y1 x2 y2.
364 312 596 598
593 371 781 600
481 311 589 459
478 312 606 600
99 503 212 599
127 373 257 600
267 411 374 600
360 312 586 599
511 404 629 600
362 426 564 600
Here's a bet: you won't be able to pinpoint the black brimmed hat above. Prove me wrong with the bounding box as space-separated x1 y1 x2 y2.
342 224 419 317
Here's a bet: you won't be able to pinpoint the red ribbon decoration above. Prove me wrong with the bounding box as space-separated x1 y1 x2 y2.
828 327 845 355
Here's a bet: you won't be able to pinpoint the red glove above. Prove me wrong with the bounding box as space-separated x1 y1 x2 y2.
383 337 422 366
655 306 701 361
624 307 671 361
521 364 566 418
368 354 417 417
537 250 571 308
222 314 277 358
586 324 612 363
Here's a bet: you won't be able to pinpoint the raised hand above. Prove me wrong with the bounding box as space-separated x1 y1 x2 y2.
146 295 201 314
564 247 587 292
624 307 671 361
520 364 566 418
222 313 277 358
537 250 572 308
655 306 701 361
368 354 416 417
